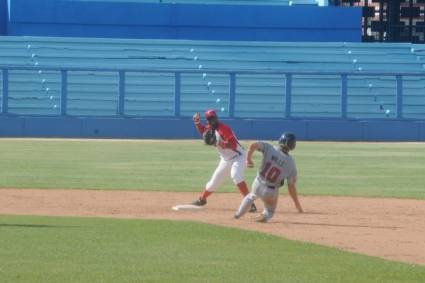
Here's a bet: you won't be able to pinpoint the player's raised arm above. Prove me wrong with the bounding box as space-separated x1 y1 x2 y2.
288 176 303 213
246 142 260 168
193 112 205 134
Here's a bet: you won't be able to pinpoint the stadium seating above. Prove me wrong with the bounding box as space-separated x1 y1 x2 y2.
0 36 424 119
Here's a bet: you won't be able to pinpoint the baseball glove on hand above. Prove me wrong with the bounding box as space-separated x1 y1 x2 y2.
203 129 217 146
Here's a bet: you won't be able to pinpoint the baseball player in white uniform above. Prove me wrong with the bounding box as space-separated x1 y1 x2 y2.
192 109 257 213
234 132 303 222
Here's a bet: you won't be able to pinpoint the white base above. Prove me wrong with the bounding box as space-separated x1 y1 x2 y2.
172 204 203 211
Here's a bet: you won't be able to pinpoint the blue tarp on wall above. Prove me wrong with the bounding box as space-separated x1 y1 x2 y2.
6 0 362 42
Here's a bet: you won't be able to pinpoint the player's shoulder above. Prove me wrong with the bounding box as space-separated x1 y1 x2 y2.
257 141 274 151
287 153 295 161
217 122 234 135
217 121 231 130
275 147 294 160
285 153 296 166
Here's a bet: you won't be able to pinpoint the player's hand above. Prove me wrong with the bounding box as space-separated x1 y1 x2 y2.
246 159 254 168
193 112 200 123
296 204 304 213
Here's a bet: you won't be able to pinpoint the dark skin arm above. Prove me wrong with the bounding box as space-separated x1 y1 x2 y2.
193 112 206 134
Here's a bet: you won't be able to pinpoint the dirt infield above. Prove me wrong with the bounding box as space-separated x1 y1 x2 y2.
1 189 424 266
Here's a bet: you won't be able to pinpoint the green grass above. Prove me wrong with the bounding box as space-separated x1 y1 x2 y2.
0 139 424 198
1 140 424 281
0 215 424 283
296 142 425 198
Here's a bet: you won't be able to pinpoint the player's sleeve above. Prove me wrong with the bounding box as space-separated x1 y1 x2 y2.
256 141 271 153
287 159 298 186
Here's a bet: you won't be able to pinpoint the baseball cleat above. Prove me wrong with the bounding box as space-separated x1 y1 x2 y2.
255 214 268 223
249 203 257 213
192 198 207 206
234 212 240 219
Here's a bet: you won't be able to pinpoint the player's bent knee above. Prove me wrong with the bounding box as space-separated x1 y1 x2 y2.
230 168 244 183
231 175 244 185
248 193 257 201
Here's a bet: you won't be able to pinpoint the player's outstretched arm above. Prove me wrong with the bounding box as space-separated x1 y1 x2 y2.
288 179 303 213
246 142 260 168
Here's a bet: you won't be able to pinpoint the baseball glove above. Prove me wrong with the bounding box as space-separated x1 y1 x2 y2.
203 129 217 146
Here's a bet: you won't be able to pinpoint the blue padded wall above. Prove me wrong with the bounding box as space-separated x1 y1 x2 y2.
7 0 361 42
1 117 424 141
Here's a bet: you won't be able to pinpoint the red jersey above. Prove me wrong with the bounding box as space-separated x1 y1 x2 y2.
195 121 245 160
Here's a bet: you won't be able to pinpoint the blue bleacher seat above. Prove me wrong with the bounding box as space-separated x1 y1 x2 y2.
0 36 424 119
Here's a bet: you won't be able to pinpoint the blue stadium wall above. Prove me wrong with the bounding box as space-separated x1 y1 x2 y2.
0 0 7 35
0 117 424 141
2 0 419 141
4 0 361 42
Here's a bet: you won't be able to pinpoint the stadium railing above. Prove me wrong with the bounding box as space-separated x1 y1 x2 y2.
1 65 424 120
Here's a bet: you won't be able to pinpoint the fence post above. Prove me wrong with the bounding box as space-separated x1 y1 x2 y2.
341 74 348 119
285 74 292 118
229 73 236 118
118 71 125 116
396 75 403 119
61 70 67 116
174 72 181 117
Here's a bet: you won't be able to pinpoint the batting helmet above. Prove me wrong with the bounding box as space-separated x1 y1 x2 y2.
279 132 296 151
204 109 217 120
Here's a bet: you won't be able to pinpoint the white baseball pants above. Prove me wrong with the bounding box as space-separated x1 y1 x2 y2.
205 154 246 192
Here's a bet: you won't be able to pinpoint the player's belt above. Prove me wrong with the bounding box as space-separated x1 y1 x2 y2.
229 154 239 160
256 177 275 189
223 154 239 161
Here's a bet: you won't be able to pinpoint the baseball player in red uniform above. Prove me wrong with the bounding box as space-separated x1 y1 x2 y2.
192 109 257 213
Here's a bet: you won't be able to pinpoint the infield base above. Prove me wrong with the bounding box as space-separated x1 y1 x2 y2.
172 204 203 211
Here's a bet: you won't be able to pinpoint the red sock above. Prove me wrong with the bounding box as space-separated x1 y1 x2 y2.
237 181 249 196
200 189 212 200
